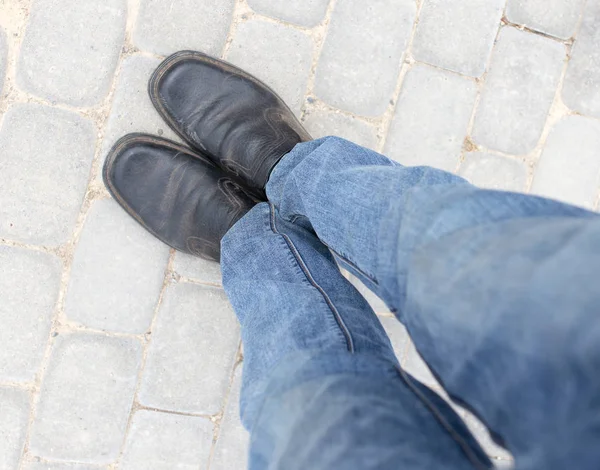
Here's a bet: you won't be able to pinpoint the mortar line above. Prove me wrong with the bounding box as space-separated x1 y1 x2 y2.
411 59 480 83
523 43 572 193
17 0 141 462
249 10 316 34
502 18 577 45
0 380 35 391
124 0 143 48
220 0 253 60
86 2 145 187
566 108 600 121
303 95 382 125
0 238 60 255
133 48 166 61
113 249 176 466
500 0 509 26
377 0 424 153
463 144 531 162
55 323 147 341
577 0 590 39
177 275 223 289
298 0 338 122
454 18 505 175
502 0 587 46
205 344 244 470
135 403 215 420
17 254 67 469
376 60 411 153
22 454 108 468
2 87 110 120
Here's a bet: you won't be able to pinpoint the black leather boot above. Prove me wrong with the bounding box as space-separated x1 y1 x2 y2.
149 50 312 197
103 134 256 262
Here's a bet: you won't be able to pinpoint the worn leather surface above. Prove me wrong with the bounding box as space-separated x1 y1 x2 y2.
103 134 255 261
149 50 311 196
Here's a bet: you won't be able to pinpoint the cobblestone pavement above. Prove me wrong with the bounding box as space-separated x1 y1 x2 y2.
0 0 598 468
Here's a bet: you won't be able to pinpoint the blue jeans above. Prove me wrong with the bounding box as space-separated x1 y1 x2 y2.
220 137 600 470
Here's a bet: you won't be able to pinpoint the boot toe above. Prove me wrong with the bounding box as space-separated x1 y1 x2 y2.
103 134 254 262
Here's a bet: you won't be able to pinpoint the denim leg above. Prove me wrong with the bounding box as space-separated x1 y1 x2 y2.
221 202 492 470
266 136 600 469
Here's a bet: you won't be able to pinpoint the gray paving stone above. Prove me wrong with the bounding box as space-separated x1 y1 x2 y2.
120 410 213 470
0 104 96 245
134 0 235 57
29 333 141 463
18 0 126 106
314 0 416 116
226 19 313 115
404 340 439 389
412 0 504 77
459 152 528 192
0 27 6 95
173 252 222 286
385 64 477 171
247 0 328 27
24 461 107 470
347 274 390 315
379 317 409 363
139 283 240 414
531 116 600 209
506 0 585 39
99 55 180 162
472 28 565 155
0 247 61 383
65 199 169 334
0 387 30 469
463 411 513 460
562 1 600 118
212 366 249 470
494 459 515 469
302 108 379 150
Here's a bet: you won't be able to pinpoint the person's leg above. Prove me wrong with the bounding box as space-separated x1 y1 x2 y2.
266 136 600 469
221 202 492 470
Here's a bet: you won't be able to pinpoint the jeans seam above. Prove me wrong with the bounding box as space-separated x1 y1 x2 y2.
396 366 492 470
269 203 355 353
326 242 380 286
280 205 380 285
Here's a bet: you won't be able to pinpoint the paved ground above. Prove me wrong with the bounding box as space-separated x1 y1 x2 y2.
0 0 598 468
